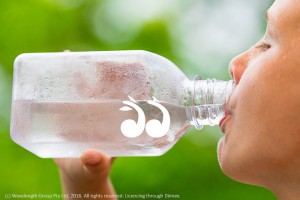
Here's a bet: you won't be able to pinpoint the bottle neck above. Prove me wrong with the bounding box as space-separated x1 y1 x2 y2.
186 76 234 130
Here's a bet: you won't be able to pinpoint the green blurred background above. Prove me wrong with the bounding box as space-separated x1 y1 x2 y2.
0 0 276 199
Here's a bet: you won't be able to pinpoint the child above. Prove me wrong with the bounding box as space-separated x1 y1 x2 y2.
218 0 300 199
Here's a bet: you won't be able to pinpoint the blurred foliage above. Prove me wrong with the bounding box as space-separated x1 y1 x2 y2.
0 0 275 199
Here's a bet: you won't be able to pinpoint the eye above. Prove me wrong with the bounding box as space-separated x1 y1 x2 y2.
255 42 271 52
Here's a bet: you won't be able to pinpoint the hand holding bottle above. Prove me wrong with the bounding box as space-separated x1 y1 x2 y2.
54 150 116 200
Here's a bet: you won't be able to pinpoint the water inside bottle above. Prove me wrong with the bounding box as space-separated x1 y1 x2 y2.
11 100 190 157
11 99 224 157
186 103 224 128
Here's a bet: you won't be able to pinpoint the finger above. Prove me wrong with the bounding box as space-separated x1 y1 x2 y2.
81 150 112 176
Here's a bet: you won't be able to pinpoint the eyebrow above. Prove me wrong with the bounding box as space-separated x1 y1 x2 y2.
264 9 278 39
265 9 274 25
265 10 269 22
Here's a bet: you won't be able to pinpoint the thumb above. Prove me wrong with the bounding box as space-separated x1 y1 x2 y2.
81 150 112 177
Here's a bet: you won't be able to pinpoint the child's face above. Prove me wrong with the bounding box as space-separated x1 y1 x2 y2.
218 0 300 188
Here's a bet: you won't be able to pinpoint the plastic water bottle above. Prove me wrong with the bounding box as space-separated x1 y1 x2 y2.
11 50 233 158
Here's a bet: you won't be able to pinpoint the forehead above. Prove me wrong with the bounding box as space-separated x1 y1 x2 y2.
269 0 300 27
269 0 300 64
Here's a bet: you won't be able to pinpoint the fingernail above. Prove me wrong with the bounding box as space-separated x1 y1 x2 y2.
83 153 102 165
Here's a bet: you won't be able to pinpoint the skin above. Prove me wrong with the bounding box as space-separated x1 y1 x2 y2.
54 150 116 200
218 0 300 199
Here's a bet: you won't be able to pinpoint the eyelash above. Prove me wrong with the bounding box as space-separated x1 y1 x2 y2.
255 42 271 52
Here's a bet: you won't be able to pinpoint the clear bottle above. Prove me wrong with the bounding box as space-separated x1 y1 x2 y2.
11 50 233 158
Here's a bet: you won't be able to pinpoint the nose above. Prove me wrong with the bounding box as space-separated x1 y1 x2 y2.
228 51 249 84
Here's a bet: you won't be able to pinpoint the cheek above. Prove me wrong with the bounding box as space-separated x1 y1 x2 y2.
229 53 294 150
221 55 300 183
220 80 267 183
235 56 300 152
226 62 270 154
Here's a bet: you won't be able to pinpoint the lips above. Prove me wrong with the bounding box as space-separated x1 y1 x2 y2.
219 116 228 126
219 102 232 132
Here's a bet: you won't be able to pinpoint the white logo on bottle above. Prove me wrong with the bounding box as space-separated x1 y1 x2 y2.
119 96 171 138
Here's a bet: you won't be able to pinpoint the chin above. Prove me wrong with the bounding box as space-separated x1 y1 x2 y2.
219 152 266 187
218 145 253 184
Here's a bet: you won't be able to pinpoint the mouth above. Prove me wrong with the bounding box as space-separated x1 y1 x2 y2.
219 102 232 133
